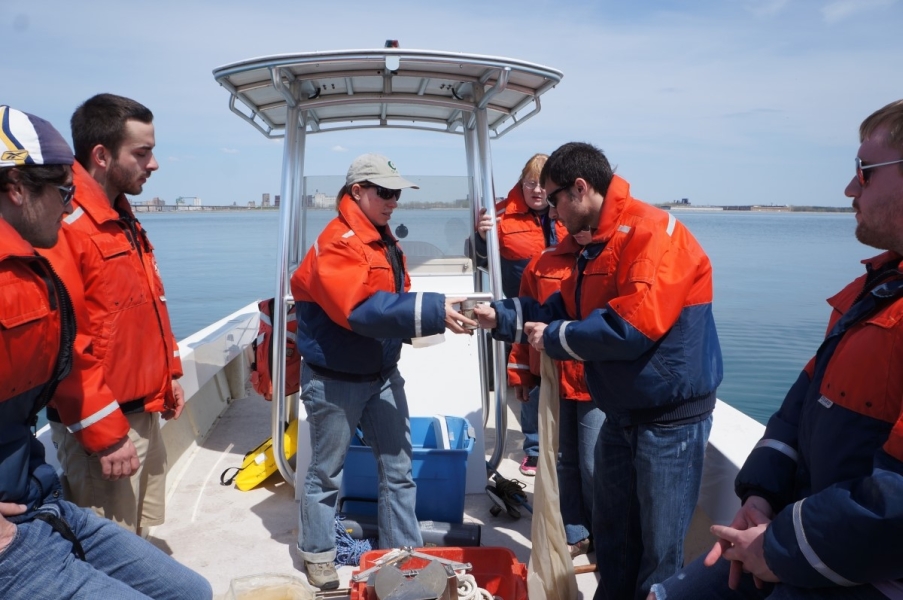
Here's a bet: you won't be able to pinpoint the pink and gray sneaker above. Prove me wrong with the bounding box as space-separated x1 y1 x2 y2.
519 455 537 476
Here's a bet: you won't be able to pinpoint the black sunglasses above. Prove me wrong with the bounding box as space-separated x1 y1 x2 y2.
856 157 903 187
545 183 571 208
361 183 402 200
56 184 76 207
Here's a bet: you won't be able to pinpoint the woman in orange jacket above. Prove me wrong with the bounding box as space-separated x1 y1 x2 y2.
475 154 568 475
290 154 472 590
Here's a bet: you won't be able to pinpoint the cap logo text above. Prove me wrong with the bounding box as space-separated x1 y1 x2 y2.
2 150 28 162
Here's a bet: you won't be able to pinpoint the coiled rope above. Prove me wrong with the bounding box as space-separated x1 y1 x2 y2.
334 515 374 566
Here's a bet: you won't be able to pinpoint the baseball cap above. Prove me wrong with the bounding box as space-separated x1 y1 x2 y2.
346 153 419 190
0 106 73 168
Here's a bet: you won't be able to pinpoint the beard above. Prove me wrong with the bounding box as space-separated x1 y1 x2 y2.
108 159 146 196
855 194 903 251
17 197 61 249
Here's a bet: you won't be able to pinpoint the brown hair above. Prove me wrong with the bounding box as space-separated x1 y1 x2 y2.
860 99 903 155
71 93 154 167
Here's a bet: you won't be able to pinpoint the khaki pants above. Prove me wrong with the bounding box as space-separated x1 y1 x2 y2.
50 411 167 534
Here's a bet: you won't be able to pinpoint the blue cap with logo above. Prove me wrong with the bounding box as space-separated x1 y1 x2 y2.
0 106 73 168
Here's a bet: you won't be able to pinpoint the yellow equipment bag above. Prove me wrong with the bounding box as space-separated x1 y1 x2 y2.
220 419 299 491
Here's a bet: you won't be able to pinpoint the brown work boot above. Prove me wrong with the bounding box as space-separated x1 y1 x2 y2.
304 560 339 590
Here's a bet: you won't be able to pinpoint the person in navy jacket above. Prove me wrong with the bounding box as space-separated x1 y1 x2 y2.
649 101 903 600
476 142 722 600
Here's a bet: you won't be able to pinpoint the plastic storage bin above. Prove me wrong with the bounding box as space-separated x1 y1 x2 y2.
350 547 527 600
340 415 474 523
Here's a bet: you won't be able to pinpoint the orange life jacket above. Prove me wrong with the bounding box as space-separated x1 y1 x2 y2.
249 298 301 400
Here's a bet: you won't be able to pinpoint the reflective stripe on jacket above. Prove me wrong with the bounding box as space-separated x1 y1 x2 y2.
0 220 73 506
291 195 447 375
736 252 903 588
492 176 722 424
41 162 182 453
506 236 590 402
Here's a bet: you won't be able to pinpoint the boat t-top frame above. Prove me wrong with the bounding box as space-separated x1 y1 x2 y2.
213 47 563 486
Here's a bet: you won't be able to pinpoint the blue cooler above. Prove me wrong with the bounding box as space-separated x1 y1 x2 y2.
339 415 475 523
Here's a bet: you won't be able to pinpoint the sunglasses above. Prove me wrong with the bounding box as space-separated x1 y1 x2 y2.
545 183 571 208
56 184 76 207
856 157 903 187
361 183 402 200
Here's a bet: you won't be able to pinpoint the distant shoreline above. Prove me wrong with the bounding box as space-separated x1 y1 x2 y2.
657 205 853 213
135 205 854 214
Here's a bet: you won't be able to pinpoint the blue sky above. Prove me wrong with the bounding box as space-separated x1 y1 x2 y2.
3 0 901 207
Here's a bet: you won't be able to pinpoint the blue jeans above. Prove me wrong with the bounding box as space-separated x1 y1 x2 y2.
520 385 540 457
558 399 605 545
298 364 422 562
0 498 211 600
649 555 890 600
593 413 713 600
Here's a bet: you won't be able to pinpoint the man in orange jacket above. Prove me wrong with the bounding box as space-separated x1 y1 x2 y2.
42 94 183 536
0 104 211 599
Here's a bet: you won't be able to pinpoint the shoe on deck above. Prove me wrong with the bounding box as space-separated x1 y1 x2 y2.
519 455 538 476
304 560 339 590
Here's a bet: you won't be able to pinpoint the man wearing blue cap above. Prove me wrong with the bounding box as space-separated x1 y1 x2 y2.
0 105 211 599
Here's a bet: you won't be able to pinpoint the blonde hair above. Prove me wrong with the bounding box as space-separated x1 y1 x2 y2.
519 153 548 184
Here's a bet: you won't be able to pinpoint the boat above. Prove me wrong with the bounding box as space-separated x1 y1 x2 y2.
34 46 766 598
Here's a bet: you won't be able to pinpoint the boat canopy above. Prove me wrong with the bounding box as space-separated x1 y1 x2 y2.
213 48 562 486
213 49 562 138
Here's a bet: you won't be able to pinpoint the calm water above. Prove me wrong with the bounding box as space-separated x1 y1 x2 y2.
141 208 867 425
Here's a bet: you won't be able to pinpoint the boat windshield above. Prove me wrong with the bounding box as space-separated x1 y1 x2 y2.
298 175 474 262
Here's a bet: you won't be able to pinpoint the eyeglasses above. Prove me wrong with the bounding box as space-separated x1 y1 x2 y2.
522 180 543 191
56 184 76 207
361 183 402 200
856 157 903 187
545 183 571 208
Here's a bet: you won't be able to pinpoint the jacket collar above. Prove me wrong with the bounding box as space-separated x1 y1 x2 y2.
0 219 35 261
71 162 134 224
862 250 903 272
337 194 392 244
591 175 632 243
503 182 549 217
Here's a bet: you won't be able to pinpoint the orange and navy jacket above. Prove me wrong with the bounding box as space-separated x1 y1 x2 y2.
0 220 73 508
491 176 722 425
291 195 447 376
40 163 182 453
506 236 590 402
474 182 567 298
736 252 903 588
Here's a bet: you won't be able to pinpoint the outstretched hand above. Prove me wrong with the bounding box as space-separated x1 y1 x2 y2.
473 303 497 329
444 297 476 334
524 322 547 352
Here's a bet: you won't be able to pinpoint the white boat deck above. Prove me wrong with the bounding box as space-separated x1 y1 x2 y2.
150 386 600 598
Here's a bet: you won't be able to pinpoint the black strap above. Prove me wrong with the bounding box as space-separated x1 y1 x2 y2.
220 466 244 486
380 229 405 293
33 512 86 561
